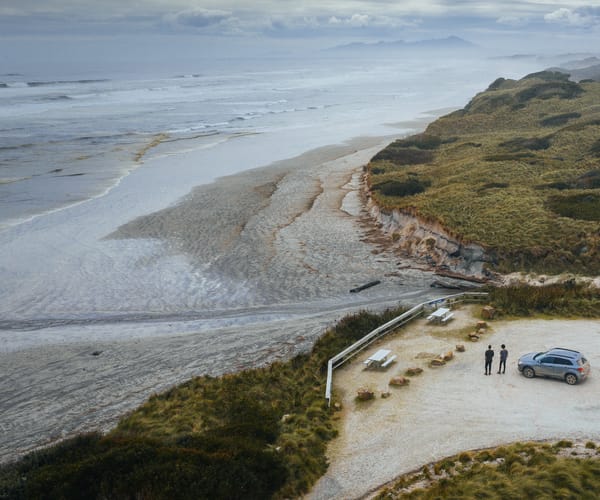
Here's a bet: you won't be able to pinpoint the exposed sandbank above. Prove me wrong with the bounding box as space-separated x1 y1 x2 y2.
0 137 447 464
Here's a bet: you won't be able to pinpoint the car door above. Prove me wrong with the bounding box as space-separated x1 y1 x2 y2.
554 357 575 379
536 356 557 377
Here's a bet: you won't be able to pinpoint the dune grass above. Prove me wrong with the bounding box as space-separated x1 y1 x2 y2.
0 307 408 500
374 441 600 499
487 283 600 317
368 72 600 274
1 286 598 498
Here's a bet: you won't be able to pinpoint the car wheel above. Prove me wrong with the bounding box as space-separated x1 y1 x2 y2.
522 367 535 378
565 373 578 385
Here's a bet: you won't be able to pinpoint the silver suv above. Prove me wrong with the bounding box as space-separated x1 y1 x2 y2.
517 347 590 385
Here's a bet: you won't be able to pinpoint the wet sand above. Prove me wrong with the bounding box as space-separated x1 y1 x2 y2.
0 137 447 463
109 137 431 307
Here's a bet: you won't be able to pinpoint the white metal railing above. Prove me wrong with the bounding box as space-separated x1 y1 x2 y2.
324 291 488 405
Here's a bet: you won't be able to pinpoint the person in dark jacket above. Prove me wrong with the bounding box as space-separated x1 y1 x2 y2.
498 344 508 374
484 345 494 375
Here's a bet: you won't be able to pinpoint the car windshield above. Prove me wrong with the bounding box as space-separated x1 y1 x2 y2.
533 352 544 360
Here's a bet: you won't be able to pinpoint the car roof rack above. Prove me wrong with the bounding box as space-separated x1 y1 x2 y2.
549 347 580 355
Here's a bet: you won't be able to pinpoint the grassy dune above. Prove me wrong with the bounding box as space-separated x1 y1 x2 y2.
368 71 600 274
0 308 407 500
374 440 600 499
1 287 599 498
3 71 600 498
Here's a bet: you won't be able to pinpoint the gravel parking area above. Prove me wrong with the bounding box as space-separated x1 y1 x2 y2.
309 306 600 499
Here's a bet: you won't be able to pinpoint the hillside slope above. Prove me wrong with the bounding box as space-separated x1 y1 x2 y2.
367 71 600 274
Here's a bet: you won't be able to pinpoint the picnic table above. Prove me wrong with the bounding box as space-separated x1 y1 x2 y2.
364 349 396 369
427 307 454 325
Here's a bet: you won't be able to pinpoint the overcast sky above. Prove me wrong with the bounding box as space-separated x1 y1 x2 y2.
1 1 599 64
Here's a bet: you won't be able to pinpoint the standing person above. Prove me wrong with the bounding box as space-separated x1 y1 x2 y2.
485 345 494 375
498 344 508 374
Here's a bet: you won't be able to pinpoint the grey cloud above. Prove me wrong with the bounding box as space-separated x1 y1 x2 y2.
544 6 600 27
166 8 231 29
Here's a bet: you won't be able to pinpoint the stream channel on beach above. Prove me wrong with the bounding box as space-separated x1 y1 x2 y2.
0 52 544 461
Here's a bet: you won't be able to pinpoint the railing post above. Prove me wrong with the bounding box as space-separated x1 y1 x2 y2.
325 359 333 407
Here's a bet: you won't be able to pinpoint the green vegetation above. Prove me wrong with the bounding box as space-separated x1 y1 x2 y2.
540 112 581 127
488 283 600 317
547 193 600 221
368 72 600 274
1 286 598 498
372 177 431 197
374 441 600 499
0 307 408 500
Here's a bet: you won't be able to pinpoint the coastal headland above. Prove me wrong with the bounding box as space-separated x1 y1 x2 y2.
3 70 600 498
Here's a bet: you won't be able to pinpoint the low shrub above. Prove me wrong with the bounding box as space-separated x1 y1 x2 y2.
487 284 600 317
390 134 443 150
479 182 509 191
372 178 430 197
484 152 535 161
371 147 434 165
523 70 571 82
575 169 600 189
472 93 515 113
540 112 581 127
1 433 288 500
499 136 551 151
515 81 583 103
486 77 509 91
547 193 600 221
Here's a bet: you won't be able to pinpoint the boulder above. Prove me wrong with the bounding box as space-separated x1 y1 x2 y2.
390 376 410 386
405 367 424 376
357 388 375 401
482 306 496 319
456 344 466 352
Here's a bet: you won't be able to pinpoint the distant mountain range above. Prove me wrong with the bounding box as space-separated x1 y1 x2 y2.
326 36 478 52
548 56 600 82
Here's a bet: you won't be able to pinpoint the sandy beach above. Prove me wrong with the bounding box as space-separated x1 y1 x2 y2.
0 137 450 464
308 307 600 499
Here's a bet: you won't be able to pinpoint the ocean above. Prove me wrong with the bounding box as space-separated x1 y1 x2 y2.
0 52 542 229
0 48 556 461
0 50 549 336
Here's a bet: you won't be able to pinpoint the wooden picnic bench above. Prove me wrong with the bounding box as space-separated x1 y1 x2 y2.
364 349 394 369
427 307 454 325
381 355 397 368
440 312 454 324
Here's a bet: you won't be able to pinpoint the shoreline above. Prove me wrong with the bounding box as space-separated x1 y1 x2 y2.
0 135 449 464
